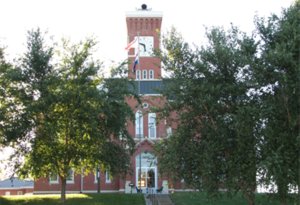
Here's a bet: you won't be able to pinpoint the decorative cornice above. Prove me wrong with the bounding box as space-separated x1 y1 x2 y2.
126 11 163 18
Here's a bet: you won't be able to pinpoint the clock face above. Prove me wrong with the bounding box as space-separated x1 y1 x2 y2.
136 36 154 57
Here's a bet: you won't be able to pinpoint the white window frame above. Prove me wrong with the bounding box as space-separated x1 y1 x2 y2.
149 70 154 79
136 70 141 80
142 70 147 79
148 113 156 139
49 173 59 184
105 170 111 183
167 126 172 137
135 110 143 138
94 169 100 184
66 169 74 184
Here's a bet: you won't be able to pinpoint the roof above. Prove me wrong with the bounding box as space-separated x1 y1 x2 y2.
0 177 33 189
135 80 164 95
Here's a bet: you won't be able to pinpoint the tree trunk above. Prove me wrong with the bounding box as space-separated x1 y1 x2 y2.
60 176 67 205
243 191 255 205
277 182 288 205
241 182 256 205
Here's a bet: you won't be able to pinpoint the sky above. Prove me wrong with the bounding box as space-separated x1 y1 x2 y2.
0 0 295 179
0 0 295 69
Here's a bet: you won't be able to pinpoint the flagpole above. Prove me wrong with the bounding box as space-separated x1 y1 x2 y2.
137 32 142 192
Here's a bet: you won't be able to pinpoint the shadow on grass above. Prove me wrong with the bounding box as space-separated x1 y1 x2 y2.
0 193 144 205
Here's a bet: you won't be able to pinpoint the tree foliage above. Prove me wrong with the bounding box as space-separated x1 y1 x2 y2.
254 2 300 204
155 2 299 205
0 30 135 204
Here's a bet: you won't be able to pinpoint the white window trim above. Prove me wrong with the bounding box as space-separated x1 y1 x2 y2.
136 70 141 80
94 169 100 184
66 169 74 184
105 170 111 183
49 174 59 184
142 70 147 79
167 126 172 137
148 113 156 139
149 70 154 79
135 110 143 138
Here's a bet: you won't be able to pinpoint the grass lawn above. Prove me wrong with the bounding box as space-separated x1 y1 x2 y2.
0 193 145 205
170 192 297 205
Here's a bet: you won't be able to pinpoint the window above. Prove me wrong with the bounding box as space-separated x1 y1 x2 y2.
49 173 59 184
135 110 143 138
149 70 154 79
148 113 156 139
94 169 100 183
105 170 111 183
166 127 172 137
67 169 74 184
136 70 141 80
142 70 147 79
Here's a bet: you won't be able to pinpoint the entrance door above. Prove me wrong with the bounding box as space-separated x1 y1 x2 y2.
135 152 157 193
136 167 157 192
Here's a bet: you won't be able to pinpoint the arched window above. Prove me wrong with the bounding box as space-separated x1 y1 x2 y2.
148 113 156 139
135 110 143 138
142 70 147 79
149 70 154 79
136 70 141 80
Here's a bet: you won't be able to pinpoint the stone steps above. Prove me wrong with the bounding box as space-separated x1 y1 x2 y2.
145 194 174 205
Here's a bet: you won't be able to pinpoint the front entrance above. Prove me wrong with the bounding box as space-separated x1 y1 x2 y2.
136 152 157 193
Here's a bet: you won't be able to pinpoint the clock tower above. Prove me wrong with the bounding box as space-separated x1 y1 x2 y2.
126 4 163 79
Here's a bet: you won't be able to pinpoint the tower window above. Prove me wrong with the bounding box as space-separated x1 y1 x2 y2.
142 70 147 79
136 70 141 80
149 70 154 79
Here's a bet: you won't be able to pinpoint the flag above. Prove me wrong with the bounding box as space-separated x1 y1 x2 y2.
125 37 140 73
133 52 139 73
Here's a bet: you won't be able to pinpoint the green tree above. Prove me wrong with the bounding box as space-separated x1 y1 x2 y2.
155 27 260 205
0 45 34 145
254 2 300 204
3 30 135 204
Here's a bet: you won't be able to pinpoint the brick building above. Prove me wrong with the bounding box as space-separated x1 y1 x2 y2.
34 4 182 194
0 177 33 196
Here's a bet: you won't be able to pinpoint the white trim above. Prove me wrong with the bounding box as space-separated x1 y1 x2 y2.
34 190 122 194
134 79 162 82
49 174 59 184
141 94 163 96
126 11 163 18
105 170 111 183
135 110 143 138
0 186 33 190
149 70 154 79
94 169 100 184
136 70 141 80
33 190 80 194
148 113 156 139
135 167 158 192
66 170 74 184
142 70 147 80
